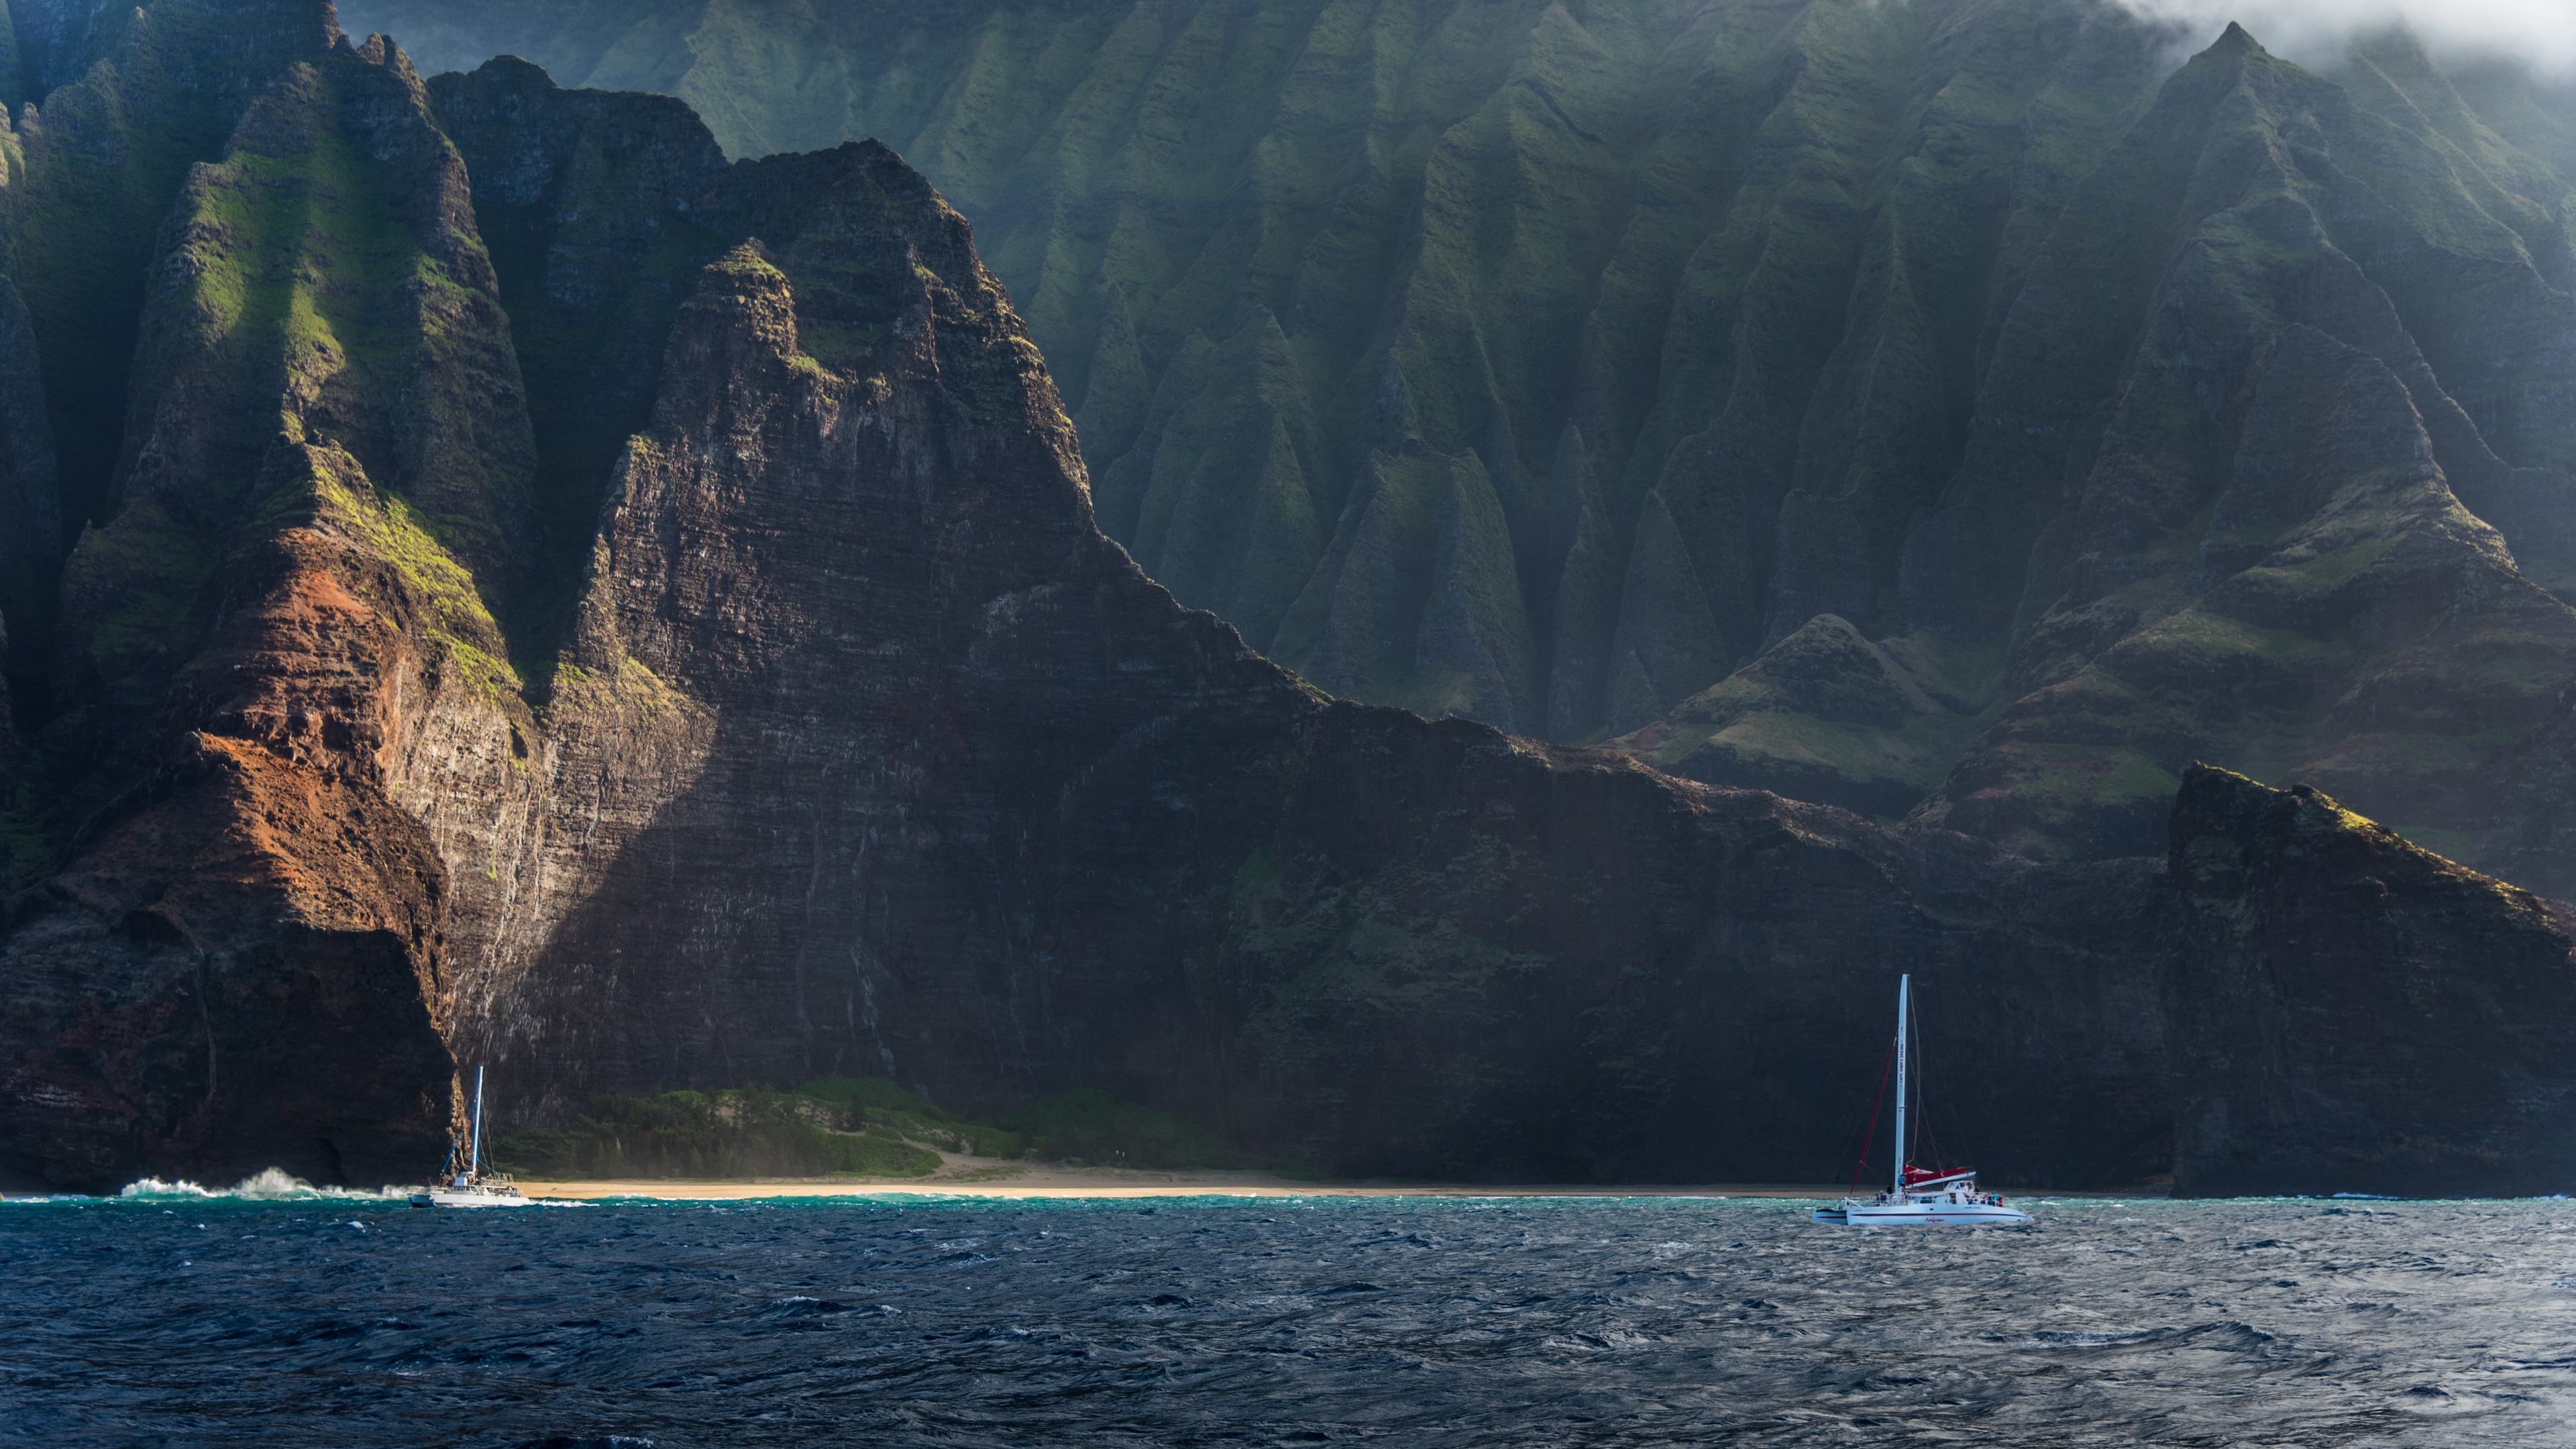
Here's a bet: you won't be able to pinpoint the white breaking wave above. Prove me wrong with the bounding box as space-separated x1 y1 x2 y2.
2112 1 2576 76
117 1169 406 1201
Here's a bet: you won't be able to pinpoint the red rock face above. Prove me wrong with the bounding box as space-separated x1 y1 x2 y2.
1 502 459 1191
0 30 516 1191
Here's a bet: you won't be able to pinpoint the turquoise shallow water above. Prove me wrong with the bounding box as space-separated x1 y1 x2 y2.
4 1188 2572 1446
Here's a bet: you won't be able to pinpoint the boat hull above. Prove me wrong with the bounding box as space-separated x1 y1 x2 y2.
1812 1201 2029 1227
409 1190 538 1208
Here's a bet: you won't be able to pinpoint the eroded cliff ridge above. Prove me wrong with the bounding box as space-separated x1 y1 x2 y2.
432 113 2181 1183
1 4 2572 1194
345 0 2576 901
1 21 503 1187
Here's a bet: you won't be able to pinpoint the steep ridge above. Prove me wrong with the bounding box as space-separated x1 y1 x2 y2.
346 0 2174 741
1 11 2571 1194
342 0 2576 897
1615 613 1990 818
0 1 342 665
0 34 2163 1189
438 139 2173 1185
402 66 2172 1185
0 32 531 1189
2162 766 2576 1197
1906 27 2576 881
0 0 353 900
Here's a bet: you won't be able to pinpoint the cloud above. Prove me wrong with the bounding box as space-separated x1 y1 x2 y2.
2110 1 2576 75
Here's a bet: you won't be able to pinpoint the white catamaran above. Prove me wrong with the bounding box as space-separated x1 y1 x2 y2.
1813 975 2029 1227
409 1066 535 1208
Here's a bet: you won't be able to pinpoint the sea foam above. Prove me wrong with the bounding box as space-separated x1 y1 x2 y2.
117 1168 405 1201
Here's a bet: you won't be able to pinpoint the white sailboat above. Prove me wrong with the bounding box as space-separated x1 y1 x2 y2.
1813 975 2029 1227
409 1066 536 1208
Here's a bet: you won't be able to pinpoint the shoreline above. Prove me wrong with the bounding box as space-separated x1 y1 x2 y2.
512 1180 1853 1201
508 1161 2129 1201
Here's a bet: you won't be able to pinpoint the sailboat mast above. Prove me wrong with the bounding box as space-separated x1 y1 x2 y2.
470 1065 486 1183
1892 975 1909 1197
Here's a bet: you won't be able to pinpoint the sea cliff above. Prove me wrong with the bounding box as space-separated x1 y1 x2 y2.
2 3 2572 1196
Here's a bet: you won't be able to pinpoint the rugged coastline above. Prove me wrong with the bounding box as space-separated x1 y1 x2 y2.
1 3 2573 1200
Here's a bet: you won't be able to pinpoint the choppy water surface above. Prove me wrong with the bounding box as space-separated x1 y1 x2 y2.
5 1187 2572 1447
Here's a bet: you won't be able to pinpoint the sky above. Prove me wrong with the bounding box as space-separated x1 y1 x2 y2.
2112 1 2576 74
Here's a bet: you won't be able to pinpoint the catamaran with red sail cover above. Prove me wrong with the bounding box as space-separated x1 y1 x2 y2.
1813 975 2029 1227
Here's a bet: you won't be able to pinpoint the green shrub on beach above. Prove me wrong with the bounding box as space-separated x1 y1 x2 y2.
796 1076 943 1116
795 1077 1026 1159
490 1087 938 1179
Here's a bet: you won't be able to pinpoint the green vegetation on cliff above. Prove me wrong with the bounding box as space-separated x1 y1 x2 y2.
11 0 2570 1198
70 53 500 675
491 1077 1283 1178
1909 30 2576 863
337 0 2576 891
2160 765 2576 1197
13 0 2576 887
18 32 539 855
7 1 338 545
348 0 2171 744
0 1 340 751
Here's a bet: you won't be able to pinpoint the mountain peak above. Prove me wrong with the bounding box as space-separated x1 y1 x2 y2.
2179 20 2271 72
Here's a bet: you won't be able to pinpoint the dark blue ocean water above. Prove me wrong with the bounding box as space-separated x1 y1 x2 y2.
5 1183 2572 1448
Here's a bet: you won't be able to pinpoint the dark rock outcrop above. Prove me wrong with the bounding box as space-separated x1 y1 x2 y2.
0 723 455 1191
0 274 60 647
2161 766 2576 1197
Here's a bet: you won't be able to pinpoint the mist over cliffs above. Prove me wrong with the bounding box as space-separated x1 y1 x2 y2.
1 0 2573 1196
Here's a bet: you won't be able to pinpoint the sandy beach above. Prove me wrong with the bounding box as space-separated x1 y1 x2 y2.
511 1157 1854 1201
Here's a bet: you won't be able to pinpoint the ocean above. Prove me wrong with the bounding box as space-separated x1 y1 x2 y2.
4 1184 2571 1446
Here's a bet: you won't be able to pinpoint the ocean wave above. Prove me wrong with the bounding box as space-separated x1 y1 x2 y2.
11 1195 2574 1446
117 1169 407 1201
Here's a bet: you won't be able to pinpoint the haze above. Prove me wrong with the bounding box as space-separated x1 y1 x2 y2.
2119 1 2576 73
